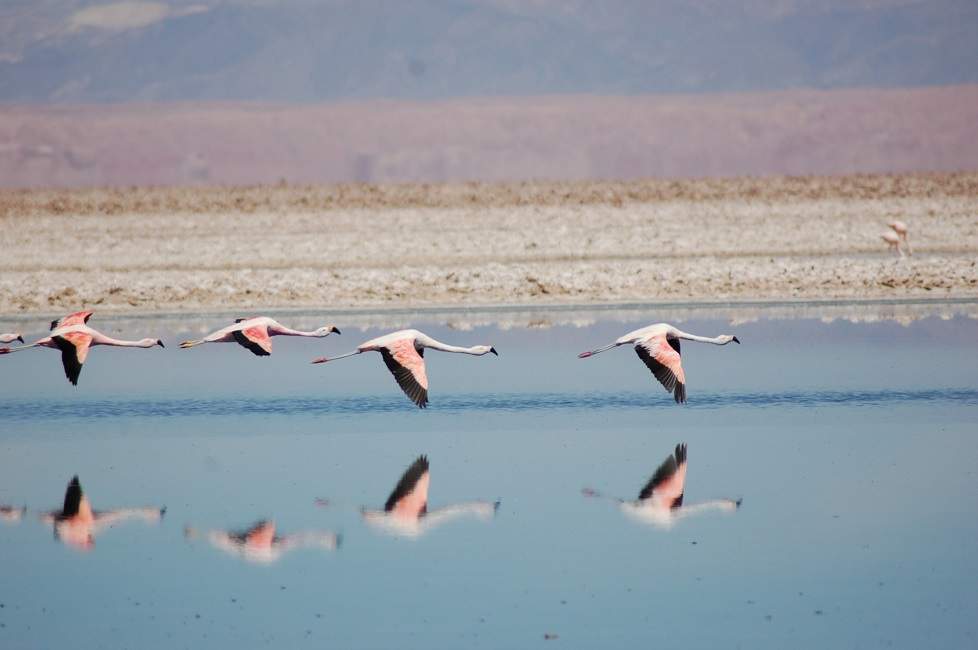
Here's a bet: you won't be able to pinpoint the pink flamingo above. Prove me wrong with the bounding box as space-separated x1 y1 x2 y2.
184 519 341 564
362 455 499 538
1 310 164 385
41 476 165 551
0 332 24 344
888 220 912 255
180 316 340 356
881 231 904 257
578 323 738 404
583 443 741 530
311 329 497 408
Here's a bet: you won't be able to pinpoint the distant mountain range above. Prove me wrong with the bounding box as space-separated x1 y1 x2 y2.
2 86 976 188
1 0 976 103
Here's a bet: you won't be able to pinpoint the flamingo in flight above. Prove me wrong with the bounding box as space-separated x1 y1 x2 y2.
0 311 164 385
185 519 341 564
583 443 741 530
888 220 912 255
179 316 340 356
362 455 499 538
578 323 738 403
41 476 165 551
311 329 497 408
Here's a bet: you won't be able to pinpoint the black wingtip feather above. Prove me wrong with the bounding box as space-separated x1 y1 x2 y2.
231 330 271 356
62 476 83 517
384 455 430 512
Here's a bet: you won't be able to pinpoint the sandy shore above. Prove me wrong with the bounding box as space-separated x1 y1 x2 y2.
1 173 976 316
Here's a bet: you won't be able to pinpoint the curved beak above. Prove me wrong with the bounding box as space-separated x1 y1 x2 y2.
490 347 498 356
16 335 24 343
733 336 740 344
157 339 165 348
331 326 341 335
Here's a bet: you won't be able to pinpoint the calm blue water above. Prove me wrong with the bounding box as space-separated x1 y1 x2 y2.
1 310 977 649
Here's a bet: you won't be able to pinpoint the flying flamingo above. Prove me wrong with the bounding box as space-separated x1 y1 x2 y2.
888 220 912 255
311 329 497 408
0 310 164 385
578 323 738 403
41 476 165 551
362 455 499 538
179 316 340 356
184 519 341 564
881 231 904 257
582 443 741 530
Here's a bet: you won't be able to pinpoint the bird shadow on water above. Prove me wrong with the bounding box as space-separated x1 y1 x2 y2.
1 388 976 421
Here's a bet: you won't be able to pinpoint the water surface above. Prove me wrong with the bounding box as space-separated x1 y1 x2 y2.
1 309 976 648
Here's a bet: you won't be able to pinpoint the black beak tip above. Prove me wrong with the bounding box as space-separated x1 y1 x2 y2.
17 336 24 343
157 339 165 348
490 347 498 356
733 336 740 344
332 327 341 334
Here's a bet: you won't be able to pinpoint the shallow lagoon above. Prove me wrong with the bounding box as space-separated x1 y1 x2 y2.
1 305 977 649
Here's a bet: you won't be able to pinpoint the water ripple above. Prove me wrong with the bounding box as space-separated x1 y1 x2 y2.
0 389 975 421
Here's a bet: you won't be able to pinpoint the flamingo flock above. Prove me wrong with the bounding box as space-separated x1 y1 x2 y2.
3 311 739 406
881 220 912 257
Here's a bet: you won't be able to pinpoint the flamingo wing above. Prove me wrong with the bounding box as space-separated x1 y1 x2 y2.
50 310 93 331
232 325 272 356
384 455 430 517
380 339 429 408
61 476 84 518
52 331 93 386
638 443 687 508
635 334 686 403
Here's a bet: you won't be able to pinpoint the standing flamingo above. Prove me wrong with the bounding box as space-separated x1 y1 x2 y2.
578 323 738 404
888 220 912 255
184 519 341 564
180 317 340 356
582 443 740 530
0 310 163 385
41 476 165 551
362 455 499 538
881 231 904 257
311 329 497 408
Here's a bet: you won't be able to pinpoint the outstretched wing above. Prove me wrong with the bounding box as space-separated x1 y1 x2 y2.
380 339 429 408
384 455 430 516
52 331 93 386
635 334 686 403
638 443 687 508
232 326 272 356
51 310 93 331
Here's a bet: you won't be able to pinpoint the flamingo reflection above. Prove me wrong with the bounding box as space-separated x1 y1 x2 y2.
1 504 27 523
583 443 740 530
41 476 165 550
362 455 499 538
185 520 341 564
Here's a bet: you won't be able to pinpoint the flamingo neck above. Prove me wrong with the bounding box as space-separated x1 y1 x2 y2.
672 329 726 345
270 325 316 337
422 340 482 355
95 336 155 348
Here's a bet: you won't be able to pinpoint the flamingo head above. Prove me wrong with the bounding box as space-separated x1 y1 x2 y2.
156 339 165 348
315 325 341 337
138 338 165 348
719 335 740 345
472 345 498 356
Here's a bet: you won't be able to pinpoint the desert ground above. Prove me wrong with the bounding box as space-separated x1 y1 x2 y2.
0 172 976 317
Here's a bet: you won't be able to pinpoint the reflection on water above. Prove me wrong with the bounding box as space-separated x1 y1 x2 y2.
40 476 164 551
1 504 27 523
362 455 499 539
584 443 740 530
0 310 976 649
185 520 340 564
